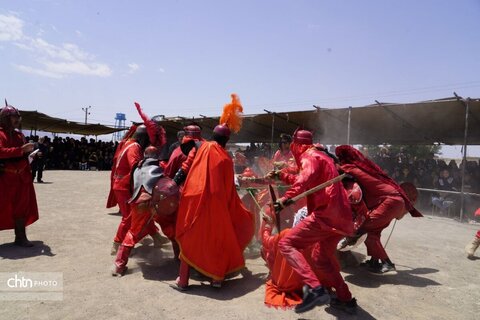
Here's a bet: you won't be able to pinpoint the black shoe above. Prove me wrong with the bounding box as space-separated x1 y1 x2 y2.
294 285 331 314
361 258 381 269
37 180 44 183
330 297 358 314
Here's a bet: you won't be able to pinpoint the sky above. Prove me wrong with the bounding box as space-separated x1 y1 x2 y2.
0 0 479 157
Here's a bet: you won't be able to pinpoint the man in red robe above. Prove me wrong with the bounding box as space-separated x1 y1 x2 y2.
335 145 422 273
160 125 204 259
275 129 357 314
112 146 178 276
106 125 138 210
110 125 162 255
0 105 38 247
174 123 254 290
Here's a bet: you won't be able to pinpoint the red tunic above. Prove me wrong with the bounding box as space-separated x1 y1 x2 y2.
175 141 254 280
277 145 353 301
273 149 293 163
112 140 142 192
111 140 143 243
106 125 138 208
0 128 38 230
280 147 353 236
340 163 406 259
164 146 186 179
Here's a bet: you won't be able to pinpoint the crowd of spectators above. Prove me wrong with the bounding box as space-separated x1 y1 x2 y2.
26 136 117 171
368 146 480 219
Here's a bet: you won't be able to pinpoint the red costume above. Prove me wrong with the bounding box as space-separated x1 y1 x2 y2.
0 129 39 230
113 150 175 276
465 209 480 258
153 145 185 243
335 145 422 265
277 130 354 310
273 149 294 164
262 225 303 309
175 94 253 289
106 125 138 209
112 138 157 245
160 128 204 257
176 141 254 281
164 146 187 179
0 105 38 247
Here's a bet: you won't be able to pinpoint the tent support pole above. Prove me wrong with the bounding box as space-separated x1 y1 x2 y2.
459 97 470 222
271 114 275 144
347 106 352 145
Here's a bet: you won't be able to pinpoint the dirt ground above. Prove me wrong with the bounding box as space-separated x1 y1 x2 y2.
0 170 479 320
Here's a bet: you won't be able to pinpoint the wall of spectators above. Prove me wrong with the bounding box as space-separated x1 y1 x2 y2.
26 136 117 171
366 146 480 219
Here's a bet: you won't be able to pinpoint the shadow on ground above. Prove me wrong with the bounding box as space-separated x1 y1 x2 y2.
324 304 377 320
0 241 55 259
171 269 267 301
131 242 266 300
343 265 441 288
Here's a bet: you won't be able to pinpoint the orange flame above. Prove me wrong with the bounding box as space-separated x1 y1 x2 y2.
219 93 243 133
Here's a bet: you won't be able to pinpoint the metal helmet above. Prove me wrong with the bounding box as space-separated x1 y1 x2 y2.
0 105 20 118
293 129 313 145
213 124 231 138
151 176 180 215
183 125 202 139
144 146 160 159
345 181 363 205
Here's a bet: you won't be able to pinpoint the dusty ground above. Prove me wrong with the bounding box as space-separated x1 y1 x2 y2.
0 170 479 320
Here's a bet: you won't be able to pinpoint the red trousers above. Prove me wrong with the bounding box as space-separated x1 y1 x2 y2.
278 214 352 302
154 212 176 240
476 230 480 238
113 190 157 243
113 190 131 243
122 203 158 247
360 196 404 260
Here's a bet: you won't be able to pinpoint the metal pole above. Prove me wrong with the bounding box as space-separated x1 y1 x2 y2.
459 98 470 222
347 106 352 145
271 114 275 144
82 106 91 125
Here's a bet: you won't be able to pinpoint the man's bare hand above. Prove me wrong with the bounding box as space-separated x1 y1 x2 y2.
265 170 279 180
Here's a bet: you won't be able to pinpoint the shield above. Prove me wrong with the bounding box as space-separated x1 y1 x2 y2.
152 176 180 215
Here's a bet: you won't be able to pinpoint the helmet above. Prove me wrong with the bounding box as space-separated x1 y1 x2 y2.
151 176 180 215
293 129 313 145
213 124 231 137
0 105 20 118
183 125 202 139
345 181 363 204
144 146 160 159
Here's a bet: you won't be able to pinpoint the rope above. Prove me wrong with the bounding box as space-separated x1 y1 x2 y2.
384 219 397 249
